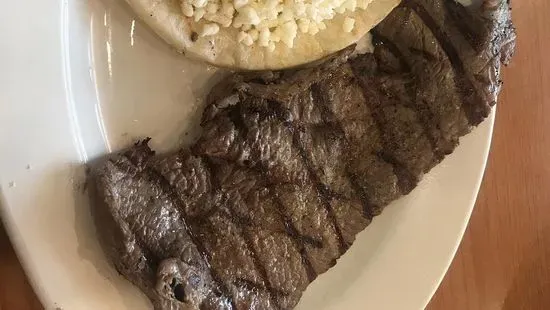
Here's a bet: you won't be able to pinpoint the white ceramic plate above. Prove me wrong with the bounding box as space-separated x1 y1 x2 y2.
0 0 490 309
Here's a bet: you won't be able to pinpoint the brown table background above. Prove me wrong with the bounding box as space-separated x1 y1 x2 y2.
1 1 549 309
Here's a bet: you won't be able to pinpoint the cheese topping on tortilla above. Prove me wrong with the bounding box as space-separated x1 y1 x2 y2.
181 0 372 51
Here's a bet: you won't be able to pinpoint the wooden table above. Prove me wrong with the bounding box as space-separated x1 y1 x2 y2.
1 1 548 309
427 1 550 309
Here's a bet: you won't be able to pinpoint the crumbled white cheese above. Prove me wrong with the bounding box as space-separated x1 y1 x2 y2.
206 2 219 13
258 27 270 47
182 2 194 17
191 0 208 8
237 31 254 45
233 0 249 9
180 0 366 48
200 23 220 36
221 2 235 16
280 21 298 48
194 7 205 21
249 28 259 41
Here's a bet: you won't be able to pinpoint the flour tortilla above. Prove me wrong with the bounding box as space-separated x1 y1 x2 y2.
125 0 401 70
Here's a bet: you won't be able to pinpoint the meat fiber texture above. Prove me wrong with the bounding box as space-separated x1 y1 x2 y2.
90 1 515 309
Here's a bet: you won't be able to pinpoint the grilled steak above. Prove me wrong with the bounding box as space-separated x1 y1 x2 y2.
90 1 515 309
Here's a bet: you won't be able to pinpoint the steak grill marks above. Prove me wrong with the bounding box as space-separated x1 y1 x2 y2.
290 126 349 252
402 0 488 126
266 181 320 283
199 156 283 309
172 138 313 307
203 96 352 283
347 64 420 194
188 136 312 306
370 29 412 71
106 157 163 272
120 150 237 309
370 29 445 161
224 102 321 284
308 83 381 220
224 99 348 255
284 115 349 254
443 0 485 52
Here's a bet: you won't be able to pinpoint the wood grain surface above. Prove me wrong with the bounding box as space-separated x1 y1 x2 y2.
0 1 548 309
